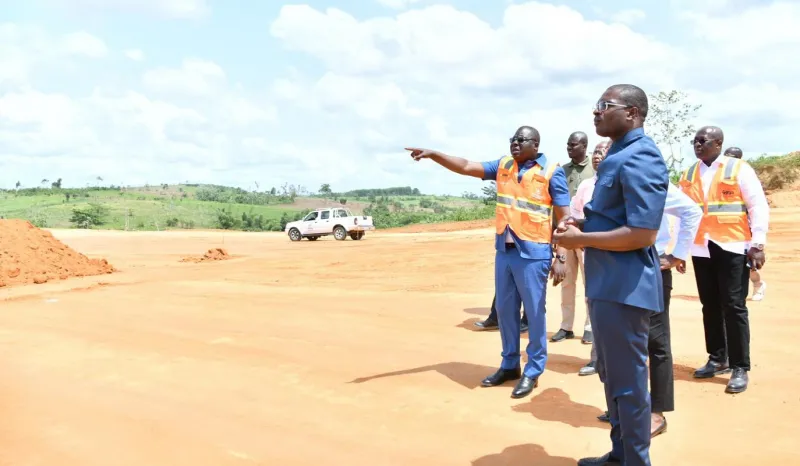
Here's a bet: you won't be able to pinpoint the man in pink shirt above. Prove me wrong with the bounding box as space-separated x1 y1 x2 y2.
572 139 611 377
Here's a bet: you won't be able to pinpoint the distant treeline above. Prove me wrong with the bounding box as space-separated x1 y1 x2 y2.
337 186 422 197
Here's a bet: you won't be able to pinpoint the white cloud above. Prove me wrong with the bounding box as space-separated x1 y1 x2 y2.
611 8 646 25
2 1 799 195
125 49 145 61
377 0 422 10
0 24 108 84
62 31 108 58
49 0 210 20
142 59 226 96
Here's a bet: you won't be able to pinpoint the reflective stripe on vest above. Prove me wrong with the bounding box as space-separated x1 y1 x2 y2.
679 156 751 245
495 156 558 242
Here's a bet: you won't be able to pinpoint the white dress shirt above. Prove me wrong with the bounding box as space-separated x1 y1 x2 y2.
570 175 597 220
656 184 703 261
688 156 770 258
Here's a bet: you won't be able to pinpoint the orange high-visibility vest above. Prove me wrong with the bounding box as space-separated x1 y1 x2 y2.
495 156 559 243
678 156 751 245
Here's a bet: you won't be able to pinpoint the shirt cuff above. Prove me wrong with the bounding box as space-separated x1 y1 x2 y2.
750 232 767 245
670 243 690 262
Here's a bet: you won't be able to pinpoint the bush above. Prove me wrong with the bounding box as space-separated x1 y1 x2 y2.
363 202 494 229
69 203 109 229
750 151 800 191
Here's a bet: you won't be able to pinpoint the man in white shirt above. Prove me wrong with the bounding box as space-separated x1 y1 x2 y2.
679 126 769 394
569 139 610 377
724 146 767 301
649 185 702 434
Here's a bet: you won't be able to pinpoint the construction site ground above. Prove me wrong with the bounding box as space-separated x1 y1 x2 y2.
1 208 798 465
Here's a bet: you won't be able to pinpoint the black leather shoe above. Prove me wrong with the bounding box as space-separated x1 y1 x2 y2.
597 411 609 423
551 328 574 342
725 368 749 394
510 375 538 398
693 360 731 378
577 452 621 465
520 321 528 333
481 368 521 387
473 318 499 330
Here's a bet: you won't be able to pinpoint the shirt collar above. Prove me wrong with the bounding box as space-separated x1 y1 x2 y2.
572 157 590 167
610 127 645 152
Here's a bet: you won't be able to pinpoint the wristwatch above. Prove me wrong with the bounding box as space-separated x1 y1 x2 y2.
555 253 567 263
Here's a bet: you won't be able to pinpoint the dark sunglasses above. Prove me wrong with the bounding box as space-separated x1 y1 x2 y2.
510 137 536 144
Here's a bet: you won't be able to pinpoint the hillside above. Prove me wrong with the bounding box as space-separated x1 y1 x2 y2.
0 184 494 232
751 151 800 208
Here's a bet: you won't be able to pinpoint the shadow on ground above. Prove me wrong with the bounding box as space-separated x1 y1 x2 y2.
546 353 590 374
512 387 609 429
463 307 491 316
674 363 728 385
472 444 575 466
348 362 496 389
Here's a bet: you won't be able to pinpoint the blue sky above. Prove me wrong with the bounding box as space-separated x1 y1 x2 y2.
1 0 797 195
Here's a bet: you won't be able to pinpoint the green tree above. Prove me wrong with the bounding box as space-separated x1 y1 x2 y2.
319 183 332 197
647 90 702 180
481 181 497 205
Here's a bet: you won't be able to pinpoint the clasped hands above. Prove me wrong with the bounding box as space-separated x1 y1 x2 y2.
552 216 584 249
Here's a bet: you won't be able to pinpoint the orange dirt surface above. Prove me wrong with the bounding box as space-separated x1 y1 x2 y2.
0 219 115 288
1 210 798 465
382 218 494 233
179 247 231 263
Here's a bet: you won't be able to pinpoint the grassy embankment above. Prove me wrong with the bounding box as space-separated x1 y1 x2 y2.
0 184 495 231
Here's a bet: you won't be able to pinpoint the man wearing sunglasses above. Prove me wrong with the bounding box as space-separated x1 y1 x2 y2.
680 128 769 394
406 126 571 399
554 84 669 466
724 146 768 302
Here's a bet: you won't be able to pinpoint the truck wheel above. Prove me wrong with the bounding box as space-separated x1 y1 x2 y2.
350 231 364 240
288 228 302 242
333 226 347 241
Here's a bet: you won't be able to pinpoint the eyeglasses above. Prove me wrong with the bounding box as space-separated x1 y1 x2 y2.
509 137 536 144
691 138 712 146
594 100 630 112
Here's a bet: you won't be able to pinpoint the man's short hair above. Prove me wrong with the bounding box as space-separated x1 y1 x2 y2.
609 84 649 120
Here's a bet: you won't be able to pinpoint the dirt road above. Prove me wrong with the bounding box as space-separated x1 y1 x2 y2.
1 210 798 465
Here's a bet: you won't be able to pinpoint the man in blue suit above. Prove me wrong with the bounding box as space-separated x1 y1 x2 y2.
554 84 669 466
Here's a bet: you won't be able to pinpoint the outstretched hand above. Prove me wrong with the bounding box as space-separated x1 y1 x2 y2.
406 147 440 161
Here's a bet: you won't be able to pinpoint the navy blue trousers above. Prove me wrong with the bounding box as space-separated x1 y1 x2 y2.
590 299 652 466
495 247 550 379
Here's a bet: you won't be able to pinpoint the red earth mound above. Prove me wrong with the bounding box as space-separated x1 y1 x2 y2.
180 248 231 263
0 219 115 288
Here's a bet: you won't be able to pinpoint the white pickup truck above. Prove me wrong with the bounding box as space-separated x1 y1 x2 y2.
285 207 375 241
